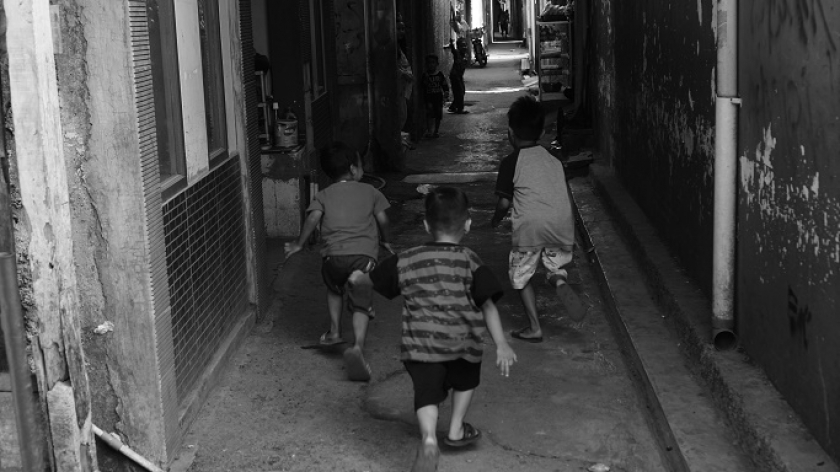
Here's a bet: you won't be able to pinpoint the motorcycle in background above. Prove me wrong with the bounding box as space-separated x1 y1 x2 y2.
471 27 488 67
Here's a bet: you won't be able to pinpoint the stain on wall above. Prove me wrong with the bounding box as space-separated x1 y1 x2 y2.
611 0 718 294
738 0 839 459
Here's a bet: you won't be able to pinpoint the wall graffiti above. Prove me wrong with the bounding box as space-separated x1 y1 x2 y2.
787 286 813 349
754 0 837 51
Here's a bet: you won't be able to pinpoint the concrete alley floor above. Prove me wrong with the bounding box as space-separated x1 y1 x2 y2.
179 43 760 472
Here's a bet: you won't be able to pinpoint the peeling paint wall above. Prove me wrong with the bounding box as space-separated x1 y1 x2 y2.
609 0 718 294
738 0 839 460
597 0 840 460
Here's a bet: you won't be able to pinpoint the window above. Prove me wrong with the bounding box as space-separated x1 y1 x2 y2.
310 0 327 98
148 0 186 186
198 0 228 162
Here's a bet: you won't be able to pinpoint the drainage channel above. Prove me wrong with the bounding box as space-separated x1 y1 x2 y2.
569 188 691 472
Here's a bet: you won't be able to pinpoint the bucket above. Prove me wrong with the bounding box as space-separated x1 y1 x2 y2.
276 119 298 148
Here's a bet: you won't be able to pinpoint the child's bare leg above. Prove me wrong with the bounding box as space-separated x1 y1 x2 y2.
417 405 439 445
412 405 441 472
351 311 369 351
325 290 343 339
343 311 373 381
447 389 475 440
517 282 542 336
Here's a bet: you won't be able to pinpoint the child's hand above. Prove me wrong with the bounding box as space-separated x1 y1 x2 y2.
495 344 517 377
284 242 303 260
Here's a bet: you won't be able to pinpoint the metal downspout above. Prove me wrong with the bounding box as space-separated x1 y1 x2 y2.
712 0 739 350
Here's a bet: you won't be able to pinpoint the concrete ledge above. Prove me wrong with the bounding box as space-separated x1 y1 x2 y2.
177 307 257 455
588 165 838 472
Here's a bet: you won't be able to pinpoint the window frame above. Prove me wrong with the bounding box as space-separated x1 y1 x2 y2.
148 0 187 199
197 0 229 165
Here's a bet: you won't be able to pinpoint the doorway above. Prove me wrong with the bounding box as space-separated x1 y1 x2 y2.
490 0 523 42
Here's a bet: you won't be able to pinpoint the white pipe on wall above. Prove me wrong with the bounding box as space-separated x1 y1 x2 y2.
712 0 739 350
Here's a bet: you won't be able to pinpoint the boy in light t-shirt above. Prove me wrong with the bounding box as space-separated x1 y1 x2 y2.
491 96 588 343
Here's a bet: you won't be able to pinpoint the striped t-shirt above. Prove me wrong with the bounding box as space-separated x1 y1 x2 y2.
369 243 503 363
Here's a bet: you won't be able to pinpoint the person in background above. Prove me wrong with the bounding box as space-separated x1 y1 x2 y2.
500 8 510 37
420 54 449 138
397 14 415 149
446 38 468 114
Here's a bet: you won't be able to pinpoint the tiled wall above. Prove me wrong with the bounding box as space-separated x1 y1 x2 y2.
162 158 248 402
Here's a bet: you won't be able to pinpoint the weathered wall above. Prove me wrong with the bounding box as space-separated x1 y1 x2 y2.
591 0 614 165
738 0 839 460
611 0 718 294
70 0 171 467
334 0 371 153
599 0 839 460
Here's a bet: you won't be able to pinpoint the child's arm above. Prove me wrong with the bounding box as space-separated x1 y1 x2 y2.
481 299 517 377
374 209 393 254
490 197 511 228
284 209 323 259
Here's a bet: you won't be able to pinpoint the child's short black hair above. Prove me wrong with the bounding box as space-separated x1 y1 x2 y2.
507 96 545 141
424 187 470 234
320 142 361 180
425 54 439 64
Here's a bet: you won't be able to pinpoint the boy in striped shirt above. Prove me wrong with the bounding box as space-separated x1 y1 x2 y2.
350 187 517 472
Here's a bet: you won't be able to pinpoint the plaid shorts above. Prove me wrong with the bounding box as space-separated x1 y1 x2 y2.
508 248 573 290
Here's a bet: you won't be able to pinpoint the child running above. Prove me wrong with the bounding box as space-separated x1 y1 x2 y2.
491 96 588 343
284 142 391 381
420 54 449 138
350 187 516 472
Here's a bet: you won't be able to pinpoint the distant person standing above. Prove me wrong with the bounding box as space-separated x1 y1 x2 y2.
493 0 503 33
396 15 414 143
500 8 510 37
446 38 468 115
420 54 449 138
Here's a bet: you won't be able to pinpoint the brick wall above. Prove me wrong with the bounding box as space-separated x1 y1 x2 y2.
162 158 248 401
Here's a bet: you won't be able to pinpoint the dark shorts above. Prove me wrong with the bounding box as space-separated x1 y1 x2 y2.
424 94 444 120
321 255 376 316
403 359 482 410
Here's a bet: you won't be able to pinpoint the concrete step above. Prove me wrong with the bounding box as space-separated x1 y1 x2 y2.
573 166 839 472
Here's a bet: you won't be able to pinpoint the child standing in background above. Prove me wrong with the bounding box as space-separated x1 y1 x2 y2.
420 54 449 138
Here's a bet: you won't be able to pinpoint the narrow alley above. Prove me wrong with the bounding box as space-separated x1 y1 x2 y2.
2 1 838 472
179 44 746 472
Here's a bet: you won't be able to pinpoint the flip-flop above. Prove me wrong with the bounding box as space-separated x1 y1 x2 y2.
443 422 482 447
510 327 543 343
319 331 346 346
343 347 372 382
411 443 440 472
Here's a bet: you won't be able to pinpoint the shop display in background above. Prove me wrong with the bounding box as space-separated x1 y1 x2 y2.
536 20 571 101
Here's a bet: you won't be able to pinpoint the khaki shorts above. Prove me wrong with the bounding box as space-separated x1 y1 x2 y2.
508 248 573 290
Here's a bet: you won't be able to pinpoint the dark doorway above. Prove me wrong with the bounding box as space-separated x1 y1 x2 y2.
491 0 522 42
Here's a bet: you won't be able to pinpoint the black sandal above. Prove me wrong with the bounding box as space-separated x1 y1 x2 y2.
443 422 482 447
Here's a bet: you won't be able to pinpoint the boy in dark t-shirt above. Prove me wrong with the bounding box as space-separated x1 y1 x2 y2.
285 142 391 382
350 187 516 472
420 54 449 138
